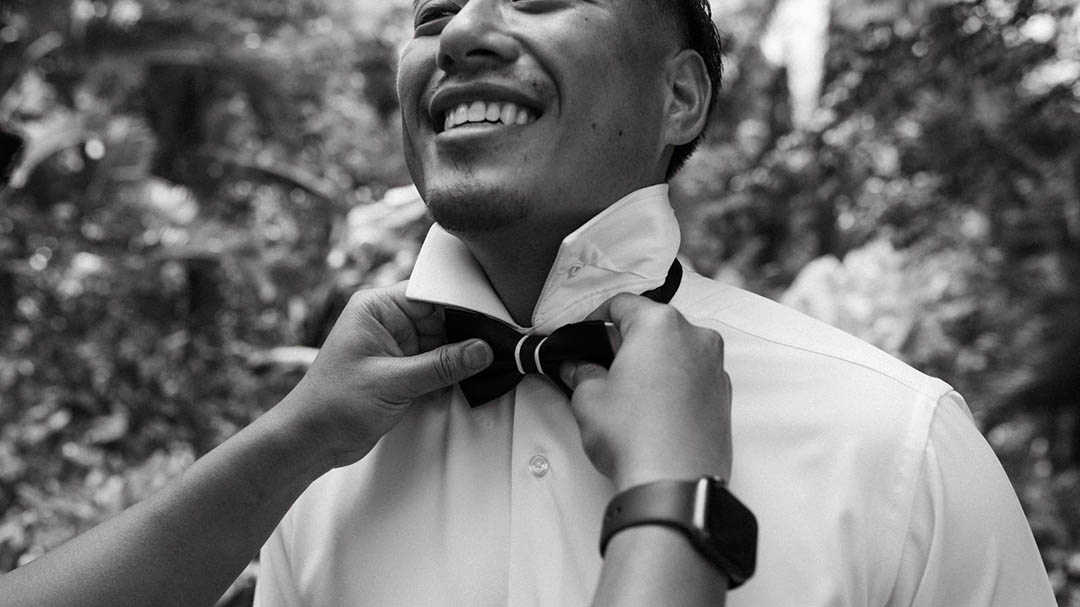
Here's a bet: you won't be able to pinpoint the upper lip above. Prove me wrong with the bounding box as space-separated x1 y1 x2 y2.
429 81 545 132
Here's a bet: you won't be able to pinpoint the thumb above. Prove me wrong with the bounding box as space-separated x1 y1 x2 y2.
392 339 492 398
559 360 608 393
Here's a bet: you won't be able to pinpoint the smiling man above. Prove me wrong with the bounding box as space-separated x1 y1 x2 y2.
254 1 1055 606
398 0 718 323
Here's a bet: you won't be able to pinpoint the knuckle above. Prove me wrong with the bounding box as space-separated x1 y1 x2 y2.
433 347 458 384
346 290 374 319
640 304 678 327
364 360 406 404
347 289 368 309
660 305 688 326
696 327 724 356
710 330 725 354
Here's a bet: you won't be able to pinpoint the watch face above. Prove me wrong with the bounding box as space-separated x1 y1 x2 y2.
706 481 759 578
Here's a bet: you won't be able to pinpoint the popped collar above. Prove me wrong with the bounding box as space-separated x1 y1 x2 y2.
405 183 680 334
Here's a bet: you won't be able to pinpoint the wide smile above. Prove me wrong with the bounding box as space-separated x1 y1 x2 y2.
439 100 539 132
429 83 546 136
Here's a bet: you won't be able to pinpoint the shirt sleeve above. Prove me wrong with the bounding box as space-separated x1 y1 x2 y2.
887 391 1056 606
253 519 304 607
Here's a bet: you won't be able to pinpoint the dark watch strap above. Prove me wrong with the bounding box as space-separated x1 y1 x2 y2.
599 477 758 589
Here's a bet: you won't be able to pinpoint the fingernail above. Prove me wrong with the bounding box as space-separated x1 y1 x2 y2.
558 362 575 388
464 340 492 369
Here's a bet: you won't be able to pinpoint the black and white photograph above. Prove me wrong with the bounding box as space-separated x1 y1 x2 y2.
0 0 1077 605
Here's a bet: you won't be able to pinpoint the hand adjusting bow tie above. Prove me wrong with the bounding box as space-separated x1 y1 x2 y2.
445 261 682 407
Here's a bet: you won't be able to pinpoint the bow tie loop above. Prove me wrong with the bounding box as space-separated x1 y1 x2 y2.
514 334 547 376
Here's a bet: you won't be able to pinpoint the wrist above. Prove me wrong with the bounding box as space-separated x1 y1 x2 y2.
600 476 758 589
258 396 340 478
613 463 730 494
271 386 372 475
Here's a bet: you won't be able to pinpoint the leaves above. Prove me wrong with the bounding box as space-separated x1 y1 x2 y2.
0 1 417 602
0 0 1077 604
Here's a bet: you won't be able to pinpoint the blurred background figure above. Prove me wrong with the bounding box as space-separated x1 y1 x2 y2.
0 0 1078 605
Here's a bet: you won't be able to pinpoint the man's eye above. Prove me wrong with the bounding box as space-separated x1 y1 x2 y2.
508 0 563 12
415 6 456 29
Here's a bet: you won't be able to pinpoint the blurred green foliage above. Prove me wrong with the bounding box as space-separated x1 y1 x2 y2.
0 0 1078 605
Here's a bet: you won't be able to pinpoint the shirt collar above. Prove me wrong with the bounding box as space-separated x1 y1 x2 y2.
406 184 680 334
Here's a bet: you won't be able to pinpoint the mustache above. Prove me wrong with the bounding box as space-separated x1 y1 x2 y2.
433 69 533 90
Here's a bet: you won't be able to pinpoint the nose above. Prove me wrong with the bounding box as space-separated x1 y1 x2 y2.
437 0 520 74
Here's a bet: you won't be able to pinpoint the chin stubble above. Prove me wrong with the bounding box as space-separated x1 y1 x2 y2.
423 184 532 234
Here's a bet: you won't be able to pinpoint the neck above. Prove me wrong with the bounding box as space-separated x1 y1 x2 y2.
445 182 668 326
461 223 566 327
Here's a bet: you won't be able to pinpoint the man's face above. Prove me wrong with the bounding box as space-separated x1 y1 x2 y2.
398 0 673 235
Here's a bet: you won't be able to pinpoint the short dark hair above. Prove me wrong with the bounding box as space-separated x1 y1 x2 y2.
646 0 724 178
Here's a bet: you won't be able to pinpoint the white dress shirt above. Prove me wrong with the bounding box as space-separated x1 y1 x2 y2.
255 185 1055 607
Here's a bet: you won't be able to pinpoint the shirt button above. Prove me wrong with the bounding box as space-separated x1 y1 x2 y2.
529 454 550 478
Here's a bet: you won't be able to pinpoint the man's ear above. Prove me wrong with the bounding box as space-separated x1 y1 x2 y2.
662 49 712 147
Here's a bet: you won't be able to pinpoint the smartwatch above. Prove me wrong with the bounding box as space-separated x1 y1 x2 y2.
599 476 758 588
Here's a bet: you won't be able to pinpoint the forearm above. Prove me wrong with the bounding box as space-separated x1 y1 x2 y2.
0 395 331 607
592 525 728 607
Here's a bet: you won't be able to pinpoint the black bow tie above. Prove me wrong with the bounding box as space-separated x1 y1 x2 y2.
445 261 682 407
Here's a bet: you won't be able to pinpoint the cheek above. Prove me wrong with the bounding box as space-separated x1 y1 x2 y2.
395 50 428 187
580 99 640 151
395 46 430 123
571 54 655 135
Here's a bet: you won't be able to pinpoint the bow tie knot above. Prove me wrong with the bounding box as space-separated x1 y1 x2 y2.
443 260 683 407
445 309 617 406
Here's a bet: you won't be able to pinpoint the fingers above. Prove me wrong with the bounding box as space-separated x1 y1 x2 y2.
585 293 669 334
390 282 442 328
367 281 434 320
559 361 608 392
559 361 609 436
389 339 493 398
352 282 445 355
584 292 635 322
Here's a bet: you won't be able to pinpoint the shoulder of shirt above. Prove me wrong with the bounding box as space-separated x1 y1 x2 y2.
674 269 956 404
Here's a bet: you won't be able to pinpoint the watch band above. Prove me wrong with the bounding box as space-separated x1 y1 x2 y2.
599 477 757 589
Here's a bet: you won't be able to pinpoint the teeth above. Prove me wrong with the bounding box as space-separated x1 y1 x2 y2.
468 101 486 122
442 100 538 131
